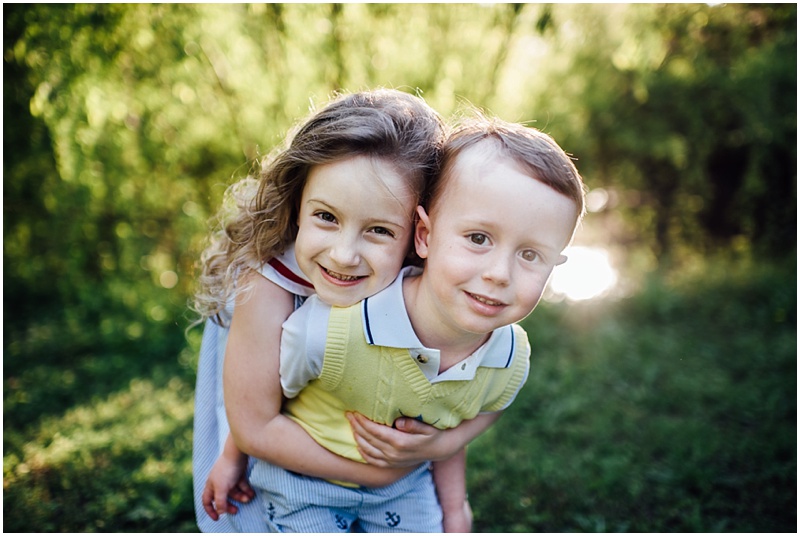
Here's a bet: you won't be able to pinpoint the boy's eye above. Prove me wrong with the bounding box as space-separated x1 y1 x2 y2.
315 211 337 224
521 249 541 263
468 233 488 246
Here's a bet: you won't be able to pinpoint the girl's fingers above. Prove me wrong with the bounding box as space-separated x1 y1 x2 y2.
201 486 220 521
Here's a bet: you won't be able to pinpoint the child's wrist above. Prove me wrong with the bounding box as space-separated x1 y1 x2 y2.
436 429 459 461
439 495 468 514
220 443 247 464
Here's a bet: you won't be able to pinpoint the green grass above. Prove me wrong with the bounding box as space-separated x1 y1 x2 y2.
3 259 796 532
471 258 796 532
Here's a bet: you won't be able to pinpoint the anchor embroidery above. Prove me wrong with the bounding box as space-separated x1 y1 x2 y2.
334 514 349 530
385 511 401 528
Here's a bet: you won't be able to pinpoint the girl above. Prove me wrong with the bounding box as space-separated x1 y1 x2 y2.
193 89 495 532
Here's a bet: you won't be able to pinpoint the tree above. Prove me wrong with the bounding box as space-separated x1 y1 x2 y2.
542 4 796 260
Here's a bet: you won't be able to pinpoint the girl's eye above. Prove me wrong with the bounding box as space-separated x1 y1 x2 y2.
468 233 489 246
315 211 337 224
370 226 395 238
521 249 541 263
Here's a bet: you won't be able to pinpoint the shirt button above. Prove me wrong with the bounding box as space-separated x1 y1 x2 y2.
416 354 428 364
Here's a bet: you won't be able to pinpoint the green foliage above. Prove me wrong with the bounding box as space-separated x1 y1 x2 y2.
3 3 796 532
540 4 797 259
4 5 795 352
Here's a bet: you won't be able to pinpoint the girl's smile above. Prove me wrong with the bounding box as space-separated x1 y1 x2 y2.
294 155 417 307
320 267 366 283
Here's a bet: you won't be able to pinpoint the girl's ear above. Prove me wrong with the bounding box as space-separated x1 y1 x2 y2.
414 206 432 260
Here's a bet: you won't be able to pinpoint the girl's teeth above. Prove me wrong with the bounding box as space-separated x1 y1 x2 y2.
326 269 360 281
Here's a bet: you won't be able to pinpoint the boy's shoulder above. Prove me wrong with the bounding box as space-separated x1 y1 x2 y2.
509 323 531 358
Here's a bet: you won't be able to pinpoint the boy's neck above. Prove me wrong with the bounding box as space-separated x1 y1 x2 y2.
402 273 490 374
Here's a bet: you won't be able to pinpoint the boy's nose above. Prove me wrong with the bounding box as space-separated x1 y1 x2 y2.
481 256 511 286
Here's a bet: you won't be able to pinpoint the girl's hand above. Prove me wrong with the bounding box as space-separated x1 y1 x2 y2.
347 411 503 468
347 412 449 467
201 452 255 520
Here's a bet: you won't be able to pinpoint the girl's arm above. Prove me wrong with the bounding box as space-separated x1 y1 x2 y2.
347 411 502 467
223 272 411 487
432 448 472 533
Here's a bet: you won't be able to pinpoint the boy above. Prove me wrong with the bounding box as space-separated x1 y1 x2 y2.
252 115 586 532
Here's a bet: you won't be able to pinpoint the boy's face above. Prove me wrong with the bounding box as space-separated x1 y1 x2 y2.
414 143 577 337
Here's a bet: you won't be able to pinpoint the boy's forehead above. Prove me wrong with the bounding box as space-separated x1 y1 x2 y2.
434 143 511 210
455 138 503 166
438 140 579 232
448 140 530 187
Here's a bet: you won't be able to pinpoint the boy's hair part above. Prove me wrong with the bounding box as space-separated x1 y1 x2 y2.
195 89 446 324
429 115 587 228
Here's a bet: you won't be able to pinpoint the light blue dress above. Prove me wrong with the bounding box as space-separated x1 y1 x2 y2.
192 246 313 532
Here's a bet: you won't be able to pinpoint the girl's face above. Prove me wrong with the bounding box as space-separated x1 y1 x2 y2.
295 156 417 307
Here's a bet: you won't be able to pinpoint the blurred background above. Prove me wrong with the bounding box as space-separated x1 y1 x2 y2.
4 3 795 532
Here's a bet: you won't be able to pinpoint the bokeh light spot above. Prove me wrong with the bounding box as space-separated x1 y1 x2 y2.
549 246 618 301
159 270 178 289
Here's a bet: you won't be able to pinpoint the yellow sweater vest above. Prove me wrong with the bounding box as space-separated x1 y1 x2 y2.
283 302 530 464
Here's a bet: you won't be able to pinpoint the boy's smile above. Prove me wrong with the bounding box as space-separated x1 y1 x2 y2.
406 141 578 356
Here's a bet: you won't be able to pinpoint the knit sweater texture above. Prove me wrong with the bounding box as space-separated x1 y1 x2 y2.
284 302 530 463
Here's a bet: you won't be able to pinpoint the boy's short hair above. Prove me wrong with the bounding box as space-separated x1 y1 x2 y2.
429 116 586 228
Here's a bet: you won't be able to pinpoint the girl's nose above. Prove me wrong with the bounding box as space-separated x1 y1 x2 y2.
329 236 361 267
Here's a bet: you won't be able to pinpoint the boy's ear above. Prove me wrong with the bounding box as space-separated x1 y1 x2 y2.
555 254 568 266
414 206 432 260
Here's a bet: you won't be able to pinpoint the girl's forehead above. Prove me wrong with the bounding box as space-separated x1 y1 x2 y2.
303 156 418 210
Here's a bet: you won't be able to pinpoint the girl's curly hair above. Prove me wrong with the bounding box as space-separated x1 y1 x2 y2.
194 89 445 325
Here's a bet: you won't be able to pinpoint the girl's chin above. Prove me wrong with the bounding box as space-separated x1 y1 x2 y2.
314 284 370 307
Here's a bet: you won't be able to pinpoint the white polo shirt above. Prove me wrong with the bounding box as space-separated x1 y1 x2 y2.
259 242 316 299
280 266 530 411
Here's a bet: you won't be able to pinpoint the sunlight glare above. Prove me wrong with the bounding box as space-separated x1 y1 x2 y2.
549 246 618 301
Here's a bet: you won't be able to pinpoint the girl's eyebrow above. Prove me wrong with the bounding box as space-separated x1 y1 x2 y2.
305 198 337 209
364 211 410 230
307 198 409 229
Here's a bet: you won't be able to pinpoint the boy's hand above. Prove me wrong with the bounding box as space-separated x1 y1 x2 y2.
201 453 255 520
347 412 447 467
442 498 473 533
